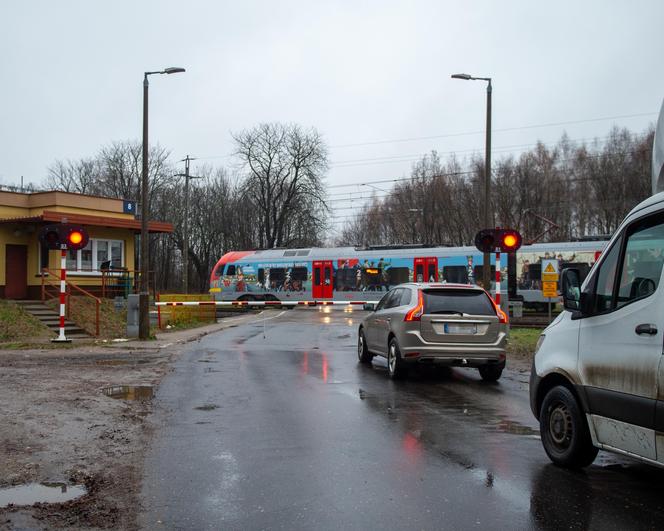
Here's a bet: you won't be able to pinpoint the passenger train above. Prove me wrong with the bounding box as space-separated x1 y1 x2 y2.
209 241 607 309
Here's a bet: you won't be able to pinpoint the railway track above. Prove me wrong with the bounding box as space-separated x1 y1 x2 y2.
511 311 560 328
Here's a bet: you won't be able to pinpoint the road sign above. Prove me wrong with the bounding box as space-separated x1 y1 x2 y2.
541 259 559 282
542 281 558 298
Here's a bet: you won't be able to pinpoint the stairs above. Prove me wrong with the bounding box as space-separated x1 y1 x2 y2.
13 300 92 340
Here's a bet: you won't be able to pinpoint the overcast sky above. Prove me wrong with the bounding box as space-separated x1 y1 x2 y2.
2 0 663 233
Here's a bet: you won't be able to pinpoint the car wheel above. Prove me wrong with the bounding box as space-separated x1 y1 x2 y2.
387 338 408 380
358 329 373 364
478 363 504 382
539 385 598 468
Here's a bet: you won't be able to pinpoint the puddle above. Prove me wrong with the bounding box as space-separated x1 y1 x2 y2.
0 483 86 508
102 385 153 400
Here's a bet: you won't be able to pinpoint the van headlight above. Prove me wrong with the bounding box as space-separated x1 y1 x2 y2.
534 334 546 355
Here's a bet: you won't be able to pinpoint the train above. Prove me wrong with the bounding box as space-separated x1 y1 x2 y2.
209 240 607 309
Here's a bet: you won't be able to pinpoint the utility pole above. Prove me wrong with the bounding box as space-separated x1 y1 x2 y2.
176 156 201 293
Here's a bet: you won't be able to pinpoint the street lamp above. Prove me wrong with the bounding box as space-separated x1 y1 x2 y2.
140 66 185 340
451 72 492 290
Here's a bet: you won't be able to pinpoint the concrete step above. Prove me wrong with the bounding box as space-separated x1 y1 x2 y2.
13 301 93 339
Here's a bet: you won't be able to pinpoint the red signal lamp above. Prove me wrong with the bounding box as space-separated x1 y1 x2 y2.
474 228 522 253
69 231 84 246
38 224 89 251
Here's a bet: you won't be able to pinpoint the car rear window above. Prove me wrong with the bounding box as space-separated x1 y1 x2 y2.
423 289 495 316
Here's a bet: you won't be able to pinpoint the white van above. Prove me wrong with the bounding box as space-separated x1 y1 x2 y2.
530 191 664 468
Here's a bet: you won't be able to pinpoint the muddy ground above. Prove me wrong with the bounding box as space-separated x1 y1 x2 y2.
0 316 253 531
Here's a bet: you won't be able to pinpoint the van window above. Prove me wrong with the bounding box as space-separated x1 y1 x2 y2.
423 289 495 315
226 265 236 276
616 216 664 308
591 237 622 313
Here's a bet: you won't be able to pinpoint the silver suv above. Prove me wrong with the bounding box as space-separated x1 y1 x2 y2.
358 283 508 380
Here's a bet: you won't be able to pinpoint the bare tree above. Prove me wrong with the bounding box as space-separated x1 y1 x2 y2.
233 123 329 248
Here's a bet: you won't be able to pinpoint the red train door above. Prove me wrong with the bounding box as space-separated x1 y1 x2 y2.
312 261 334 299
414 257 438 282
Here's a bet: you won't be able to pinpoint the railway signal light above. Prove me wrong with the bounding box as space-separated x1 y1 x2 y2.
39 224 89 251
474 228 522 253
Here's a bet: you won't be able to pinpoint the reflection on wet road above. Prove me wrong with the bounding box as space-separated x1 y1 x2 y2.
141 308 664 530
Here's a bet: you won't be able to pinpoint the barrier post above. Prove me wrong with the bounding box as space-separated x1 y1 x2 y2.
52 246 71 343
495 250 501 307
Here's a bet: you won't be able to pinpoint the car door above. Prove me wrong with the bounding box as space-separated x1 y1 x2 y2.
367 291 393 352
578 211 664 461
372 289 402 355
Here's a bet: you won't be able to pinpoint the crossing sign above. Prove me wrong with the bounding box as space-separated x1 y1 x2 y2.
541 259 559 282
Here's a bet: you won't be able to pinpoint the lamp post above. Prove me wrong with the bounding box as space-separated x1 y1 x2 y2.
140 66 185 340
451 73 492 290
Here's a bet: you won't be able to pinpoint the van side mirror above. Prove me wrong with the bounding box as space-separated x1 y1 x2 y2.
561 268 581 312
363 302 376 311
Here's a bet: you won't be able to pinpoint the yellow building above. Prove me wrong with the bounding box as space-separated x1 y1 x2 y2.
0 190 173 299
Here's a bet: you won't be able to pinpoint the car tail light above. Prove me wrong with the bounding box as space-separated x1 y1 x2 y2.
405 290 424 322
482 288 508 324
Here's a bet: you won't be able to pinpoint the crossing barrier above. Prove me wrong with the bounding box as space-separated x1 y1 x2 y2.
155 300 371 307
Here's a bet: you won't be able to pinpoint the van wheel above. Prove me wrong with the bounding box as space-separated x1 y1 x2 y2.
539 385 598 468
387 338 408 380
357 329 373 364
479 363 504 382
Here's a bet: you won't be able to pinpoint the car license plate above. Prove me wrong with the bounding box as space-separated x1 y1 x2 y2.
444 323 477 335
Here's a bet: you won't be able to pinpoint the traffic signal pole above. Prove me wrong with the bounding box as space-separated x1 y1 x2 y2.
52 246 71 343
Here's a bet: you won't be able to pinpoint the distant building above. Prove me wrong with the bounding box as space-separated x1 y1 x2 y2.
0 190 172 299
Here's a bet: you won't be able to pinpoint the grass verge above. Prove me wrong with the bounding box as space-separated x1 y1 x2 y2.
0 300 52 344
46 297 126 339
507 327 543 366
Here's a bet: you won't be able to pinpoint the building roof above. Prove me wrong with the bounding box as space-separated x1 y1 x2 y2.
0 210 172 233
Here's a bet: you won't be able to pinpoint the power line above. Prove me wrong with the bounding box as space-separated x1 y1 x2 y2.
328 112 656 149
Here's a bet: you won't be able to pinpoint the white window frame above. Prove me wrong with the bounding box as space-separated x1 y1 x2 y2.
53 238 125 275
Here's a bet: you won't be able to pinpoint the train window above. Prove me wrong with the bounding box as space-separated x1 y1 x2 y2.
473 265 495 284
226 265 236 276
270 268 286 282
363 268 382 290
314 267 321 285
427 263 437 282
292 267 308 281
336 268 356 290
443 266 468 284
415 264 424 282
257 268 265 283
387 267 409 285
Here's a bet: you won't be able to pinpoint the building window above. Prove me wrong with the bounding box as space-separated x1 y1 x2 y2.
48 238 125 273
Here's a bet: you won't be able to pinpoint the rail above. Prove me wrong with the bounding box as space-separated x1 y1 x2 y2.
41 268 101 336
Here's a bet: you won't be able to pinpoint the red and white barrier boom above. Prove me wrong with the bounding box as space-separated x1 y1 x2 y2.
156 300 371 307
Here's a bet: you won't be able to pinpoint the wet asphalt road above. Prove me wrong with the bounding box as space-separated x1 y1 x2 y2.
141 308 664 530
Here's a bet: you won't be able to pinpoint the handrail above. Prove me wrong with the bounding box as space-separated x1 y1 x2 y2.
41 268 101 336
100 268 154 298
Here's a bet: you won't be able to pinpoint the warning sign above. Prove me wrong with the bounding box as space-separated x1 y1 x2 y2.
542 281 558 298
541 259 559 282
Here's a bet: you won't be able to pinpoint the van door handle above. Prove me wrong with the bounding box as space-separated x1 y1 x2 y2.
635 323 657 335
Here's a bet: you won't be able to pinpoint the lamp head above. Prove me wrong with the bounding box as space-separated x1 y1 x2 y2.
451 73 472 80
163 67 186 74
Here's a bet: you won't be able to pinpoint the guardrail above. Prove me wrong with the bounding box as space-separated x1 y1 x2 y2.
41 267 101 336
